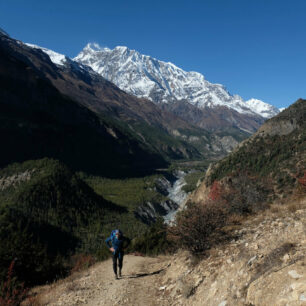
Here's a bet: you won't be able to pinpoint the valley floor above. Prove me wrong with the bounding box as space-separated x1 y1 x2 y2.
26 197 306 306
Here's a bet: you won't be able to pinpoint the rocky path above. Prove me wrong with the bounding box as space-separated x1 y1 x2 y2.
33 255 170 306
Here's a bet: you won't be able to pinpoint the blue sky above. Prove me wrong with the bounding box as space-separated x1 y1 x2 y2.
1 0 305 108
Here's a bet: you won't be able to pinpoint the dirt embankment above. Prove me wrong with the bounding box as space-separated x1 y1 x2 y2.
27 198 305 306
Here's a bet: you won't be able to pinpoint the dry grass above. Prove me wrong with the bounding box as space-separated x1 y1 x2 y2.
22 266 93 306
254 242 296 276
264 196 305 217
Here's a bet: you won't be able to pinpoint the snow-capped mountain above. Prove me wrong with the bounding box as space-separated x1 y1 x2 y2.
26 43 68 66
24 41 279 133
74 43 280 119
245 98 280 119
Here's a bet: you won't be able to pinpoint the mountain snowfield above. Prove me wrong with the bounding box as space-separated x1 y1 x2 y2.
26 43 68 66
25 41 280 119
74 43 280 119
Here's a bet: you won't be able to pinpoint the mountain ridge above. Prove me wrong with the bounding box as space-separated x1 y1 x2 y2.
74 43 280 119
21 38 247 159
26 40 277 134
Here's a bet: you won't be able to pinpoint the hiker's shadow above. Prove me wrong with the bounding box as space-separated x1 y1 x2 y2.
122 265 170 279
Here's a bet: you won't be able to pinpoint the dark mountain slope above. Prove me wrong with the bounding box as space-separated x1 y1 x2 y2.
0 158 126 285
160 100 264 132
0 33 168 177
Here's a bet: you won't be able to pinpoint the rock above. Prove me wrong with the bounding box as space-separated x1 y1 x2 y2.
159 286 167 290
290 282 306 300
288 270 303 279
247 255 257 266
282 254 290 263
194 276 204 287
300 293 306 301
218 301 227 306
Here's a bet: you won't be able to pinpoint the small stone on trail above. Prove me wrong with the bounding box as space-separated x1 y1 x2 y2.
283 254 290 263
288 270 303 279
300 294 306 301
247 255 257 266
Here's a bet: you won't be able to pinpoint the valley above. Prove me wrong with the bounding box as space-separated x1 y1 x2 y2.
0 25 305 306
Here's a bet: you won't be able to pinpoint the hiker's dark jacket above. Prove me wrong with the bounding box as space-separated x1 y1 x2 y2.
105 235 131 258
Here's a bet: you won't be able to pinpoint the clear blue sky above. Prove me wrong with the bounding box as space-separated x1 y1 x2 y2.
1 0 305 108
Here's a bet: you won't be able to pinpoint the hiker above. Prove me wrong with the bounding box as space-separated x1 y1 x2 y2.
105 229 131 279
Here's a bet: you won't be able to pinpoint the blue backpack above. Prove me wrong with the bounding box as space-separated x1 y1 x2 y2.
111 229 123 240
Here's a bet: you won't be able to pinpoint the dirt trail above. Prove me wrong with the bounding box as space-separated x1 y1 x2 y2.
34 255 171 306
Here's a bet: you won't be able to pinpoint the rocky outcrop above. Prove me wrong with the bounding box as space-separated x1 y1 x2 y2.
156 199 306 306
134 200 179 224
134 172 189 224
0 170 35 190
211 135 239 153
256 118 298 137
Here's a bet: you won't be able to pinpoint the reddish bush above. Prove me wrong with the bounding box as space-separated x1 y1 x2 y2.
296 170 306 195
208 180 223 201
298 171 306 187
0 260 28 306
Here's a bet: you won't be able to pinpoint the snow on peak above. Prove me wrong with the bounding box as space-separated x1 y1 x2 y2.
245 98 280 118
84 42 109 52
74 44 279 118
26 43 67 66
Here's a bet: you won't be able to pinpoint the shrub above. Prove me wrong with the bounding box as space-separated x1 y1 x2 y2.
0 260 28 306
168 200 227 254
297 170 306 194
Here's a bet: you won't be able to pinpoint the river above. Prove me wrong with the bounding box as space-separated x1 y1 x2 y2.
163 170 188 223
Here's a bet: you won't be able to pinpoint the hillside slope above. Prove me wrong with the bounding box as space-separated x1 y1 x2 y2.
191 99 306 207
0 158 127 285
0 32 168 177
2 31 248 162
26 197 305 306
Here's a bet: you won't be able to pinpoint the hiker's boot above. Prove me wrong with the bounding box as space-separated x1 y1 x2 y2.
118 269 122 278
114 273 118 280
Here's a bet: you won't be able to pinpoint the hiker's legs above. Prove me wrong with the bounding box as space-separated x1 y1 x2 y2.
112 254 118 275
118 255 123 270
118 253 123 277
